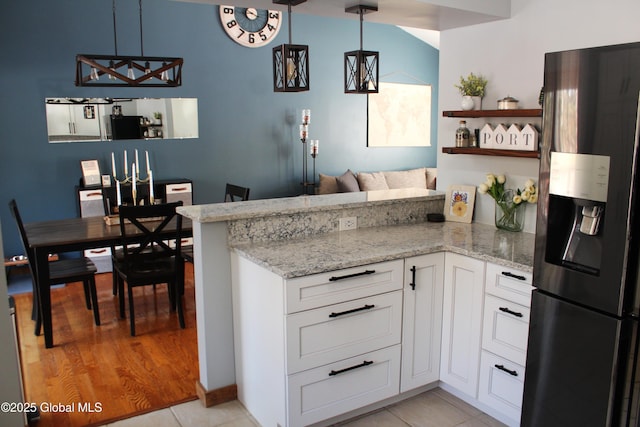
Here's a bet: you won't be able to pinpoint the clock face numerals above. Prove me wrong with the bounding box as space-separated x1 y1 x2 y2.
219 6 282 48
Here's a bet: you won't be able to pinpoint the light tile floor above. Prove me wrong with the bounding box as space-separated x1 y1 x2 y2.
100 387 507 427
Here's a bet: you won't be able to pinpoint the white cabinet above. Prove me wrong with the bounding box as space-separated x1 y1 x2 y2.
401 253 444 392
478 262 533 425
440 253 485 398
45 103 101 140
231 255 403 427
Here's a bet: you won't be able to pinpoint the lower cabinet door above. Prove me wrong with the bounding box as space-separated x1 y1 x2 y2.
478 350 525 423
83 247 112 273
287 345 401 427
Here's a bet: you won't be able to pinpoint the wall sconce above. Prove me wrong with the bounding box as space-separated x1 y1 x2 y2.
75 0 183 87
344 4 379 94
272 0 309 92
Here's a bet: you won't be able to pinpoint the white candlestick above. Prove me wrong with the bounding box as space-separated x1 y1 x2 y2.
116 180 122 206
149 170 154 204
131 163 137 205
135 149 140 179
145 151 150 175
124 151 128 176
111 152 116 178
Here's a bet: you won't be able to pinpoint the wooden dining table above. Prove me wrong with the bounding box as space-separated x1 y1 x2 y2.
24 215 190 348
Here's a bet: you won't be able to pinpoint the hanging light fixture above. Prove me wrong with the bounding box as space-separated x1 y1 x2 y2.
272 0 309 92
344 4 379 94
75 0 183 87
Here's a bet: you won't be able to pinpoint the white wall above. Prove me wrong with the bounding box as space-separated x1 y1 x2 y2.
437 0 640 233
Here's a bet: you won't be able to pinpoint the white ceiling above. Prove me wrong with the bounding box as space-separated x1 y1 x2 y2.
175 0 511 32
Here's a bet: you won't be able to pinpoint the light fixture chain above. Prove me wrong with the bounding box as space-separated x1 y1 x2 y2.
139 0 144 56
112 0 118 55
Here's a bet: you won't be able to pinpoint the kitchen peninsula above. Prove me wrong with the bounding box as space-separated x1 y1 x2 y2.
177 188 535 426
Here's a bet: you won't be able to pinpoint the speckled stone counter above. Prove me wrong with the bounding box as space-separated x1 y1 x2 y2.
232 221 534 279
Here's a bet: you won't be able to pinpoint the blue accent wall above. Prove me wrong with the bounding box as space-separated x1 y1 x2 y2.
0 0 438 256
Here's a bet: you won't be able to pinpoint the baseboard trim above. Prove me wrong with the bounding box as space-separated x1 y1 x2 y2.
195 381 237 407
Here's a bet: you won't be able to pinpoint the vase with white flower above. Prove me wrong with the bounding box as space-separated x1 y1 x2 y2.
478 173 538 232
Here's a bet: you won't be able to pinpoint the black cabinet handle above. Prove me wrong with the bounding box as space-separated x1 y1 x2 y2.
329 360 374 376
329 270 376 281
410 265 417 290
329 304 375 318
501 271 526 281
499 306 524 318
495 364 518 376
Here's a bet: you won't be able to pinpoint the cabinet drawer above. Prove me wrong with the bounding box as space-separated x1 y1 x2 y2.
478 350 524 423
286 291 402 374
485 262 533 307
482 294 530 366
165 183 192 206
78 189 105 218
83 247 112 273
287 345 400 427
285 260 403 314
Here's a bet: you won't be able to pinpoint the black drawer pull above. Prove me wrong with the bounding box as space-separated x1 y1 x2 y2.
329 304 375 318
410 265 417 290
499 306 524 317
495 364 518 377
501 271 526 281
329 270 376 281
329 360 374 376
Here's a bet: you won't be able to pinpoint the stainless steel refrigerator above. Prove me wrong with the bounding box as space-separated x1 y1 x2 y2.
522 42 640 426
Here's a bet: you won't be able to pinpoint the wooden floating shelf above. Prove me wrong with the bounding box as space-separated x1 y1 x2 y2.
442 109 543 118
442 147 540 158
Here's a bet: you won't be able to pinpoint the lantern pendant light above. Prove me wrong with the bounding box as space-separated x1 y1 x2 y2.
344 4 379 94
75 0 183 87
272 0 310 92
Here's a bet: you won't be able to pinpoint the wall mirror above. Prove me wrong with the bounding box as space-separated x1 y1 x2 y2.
45 97 198 143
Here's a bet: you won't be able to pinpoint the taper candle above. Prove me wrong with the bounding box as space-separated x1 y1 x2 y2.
131 163 137 205
111 152 116 178
124 151 128 176
145 151 150 175
149 170 154 204
116 180 122 206
135 149 140 179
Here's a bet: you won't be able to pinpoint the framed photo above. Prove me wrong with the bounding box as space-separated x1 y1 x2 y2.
80 159 101 187
83 105 95 119
444 185 476 223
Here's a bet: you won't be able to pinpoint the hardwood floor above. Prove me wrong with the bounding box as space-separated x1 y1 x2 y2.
13 263 199 427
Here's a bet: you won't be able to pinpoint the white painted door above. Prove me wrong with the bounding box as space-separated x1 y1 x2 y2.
440 253 485 398
401 252 444 392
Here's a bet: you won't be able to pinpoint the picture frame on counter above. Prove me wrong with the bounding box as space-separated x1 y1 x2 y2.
444 184 476 223
80 159 101 187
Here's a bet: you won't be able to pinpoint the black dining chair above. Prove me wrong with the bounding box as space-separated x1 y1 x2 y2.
8 199 100 336
112 201 185 336
224 183 250 202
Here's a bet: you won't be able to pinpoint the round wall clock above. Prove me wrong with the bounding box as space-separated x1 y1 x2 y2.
219 5 283 48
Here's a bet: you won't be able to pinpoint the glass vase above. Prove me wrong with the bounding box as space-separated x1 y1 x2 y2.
495 189 525 232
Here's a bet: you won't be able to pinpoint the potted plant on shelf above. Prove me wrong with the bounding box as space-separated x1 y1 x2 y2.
455 73 487 111
153 112 162 125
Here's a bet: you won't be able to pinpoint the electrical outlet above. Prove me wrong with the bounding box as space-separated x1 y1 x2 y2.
339 216 357 231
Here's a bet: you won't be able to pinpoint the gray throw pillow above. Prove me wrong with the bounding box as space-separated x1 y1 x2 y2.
336 169 360 192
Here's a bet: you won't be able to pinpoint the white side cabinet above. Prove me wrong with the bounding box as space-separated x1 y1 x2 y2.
478 262 533 425
401 252 444 392
231 255 404 427
440 252 485 398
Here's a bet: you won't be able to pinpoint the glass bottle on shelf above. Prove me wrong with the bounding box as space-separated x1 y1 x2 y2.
455 120 470 147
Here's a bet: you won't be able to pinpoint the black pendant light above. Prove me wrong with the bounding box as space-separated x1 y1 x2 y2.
76 0 183 87
344 4 379 94
272 0 309 92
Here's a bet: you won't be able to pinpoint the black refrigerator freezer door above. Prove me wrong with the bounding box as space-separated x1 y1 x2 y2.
522 291 638 426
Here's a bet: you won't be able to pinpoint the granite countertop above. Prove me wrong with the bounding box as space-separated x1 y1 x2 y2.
232 221 535 279
177 188 444 223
